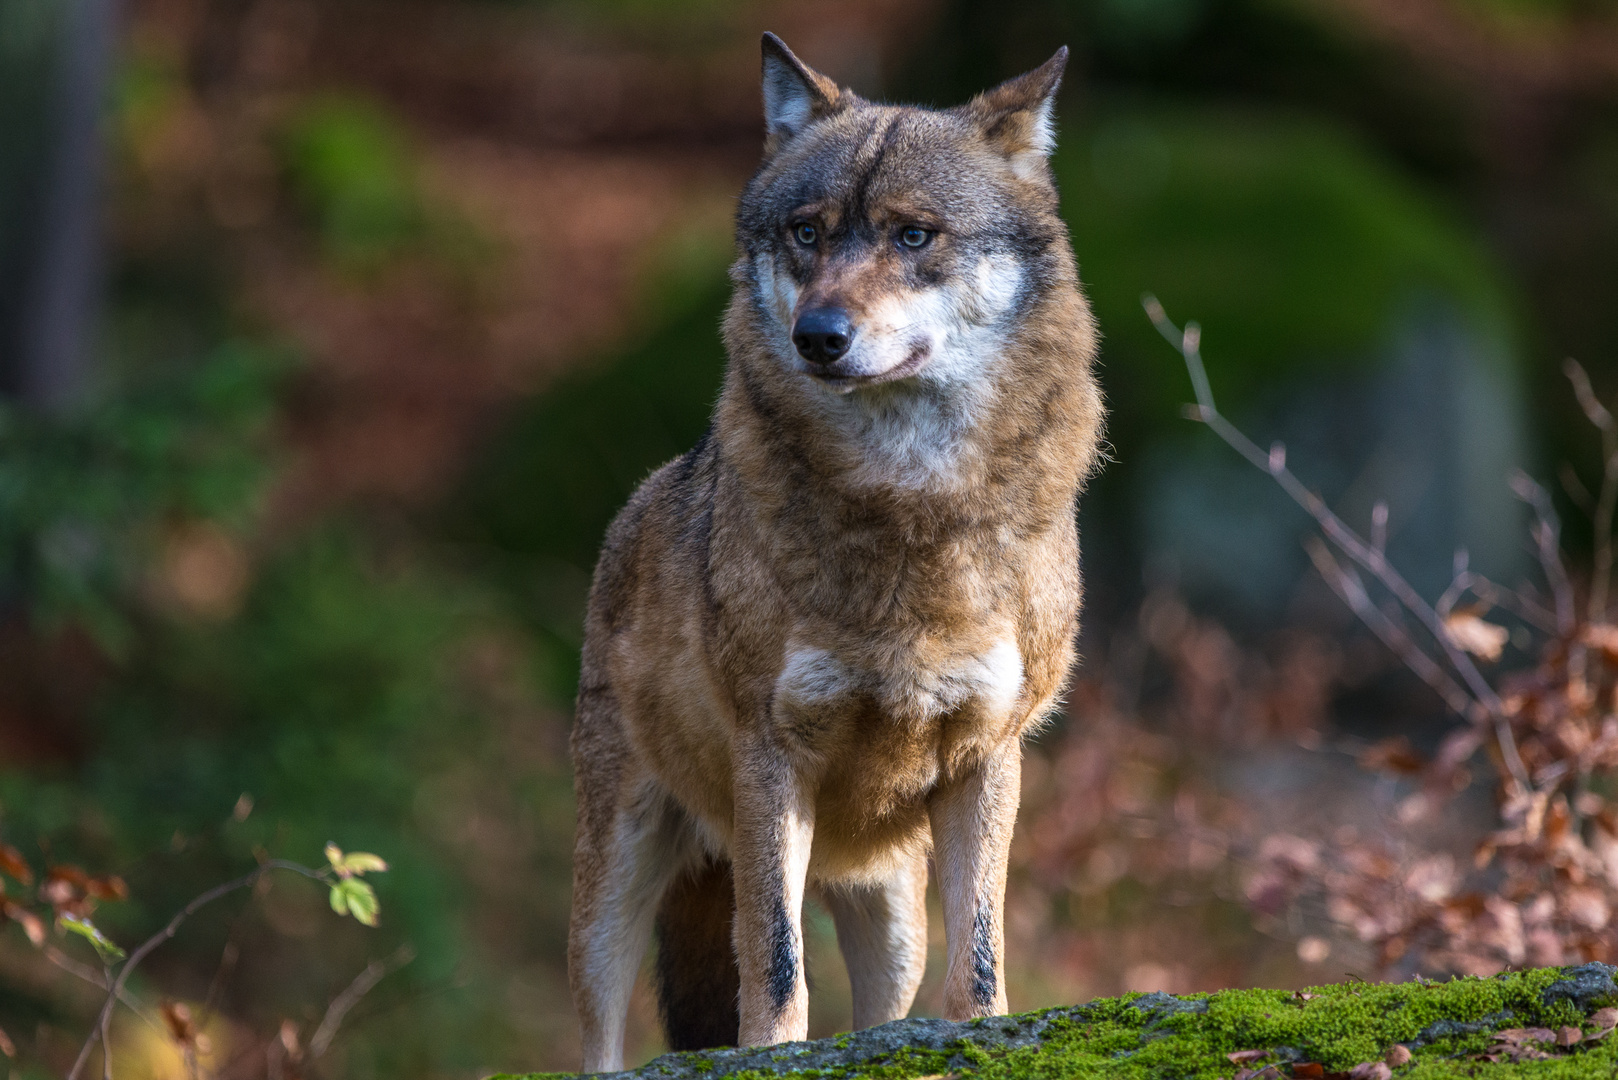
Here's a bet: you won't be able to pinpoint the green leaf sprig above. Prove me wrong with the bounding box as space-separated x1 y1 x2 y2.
324 844 388 927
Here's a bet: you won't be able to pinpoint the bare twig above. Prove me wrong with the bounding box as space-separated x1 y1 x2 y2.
196 939 239 1042
1434 565 1557 634
1510 471 1576 635
1306 540 1472 714
66 861 326 1080
99 976 112 1080
1561 462 1596 514
1144 294 1531 790
308 943 415 1059
1566 359 1618 623
43 948 164 1038
1466 575 1557 633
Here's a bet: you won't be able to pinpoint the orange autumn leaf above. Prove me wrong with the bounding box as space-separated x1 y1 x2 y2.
1442 611 1507 661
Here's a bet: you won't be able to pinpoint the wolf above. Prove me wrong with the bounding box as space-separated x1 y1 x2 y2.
568 32 1103 1070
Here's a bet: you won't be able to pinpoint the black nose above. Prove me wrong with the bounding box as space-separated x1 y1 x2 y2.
792 307 853 365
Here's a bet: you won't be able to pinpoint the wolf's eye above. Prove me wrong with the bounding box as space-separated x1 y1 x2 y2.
899 226 933 249
794 223 817 245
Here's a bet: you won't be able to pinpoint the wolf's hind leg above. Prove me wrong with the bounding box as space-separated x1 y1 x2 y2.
821 852 929 1030
569 769 696 1073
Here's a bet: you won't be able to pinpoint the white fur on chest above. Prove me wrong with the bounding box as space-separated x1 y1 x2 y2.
773 638 1024 733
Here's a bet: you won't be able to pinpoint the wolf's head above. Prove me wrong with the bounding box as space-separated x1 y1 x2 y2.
733 33 1071 397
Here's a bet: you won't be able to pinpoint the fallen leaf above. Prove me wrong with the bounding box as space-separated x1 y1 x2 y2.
1347 1063 1391 1080
0 1025 13 1058
1592 1007 1618 1032
1444 612 1508 661
1493 1028 1556 1045
1294 992 1320 1002
1384 1045 1411 1067
1557 1026 1582 1047
1229 1050 1272 1064
1292 1064 1325 1080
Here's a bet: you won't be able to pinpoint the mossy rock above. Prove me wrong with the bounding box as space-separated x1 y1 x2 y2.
496 963 1618 1080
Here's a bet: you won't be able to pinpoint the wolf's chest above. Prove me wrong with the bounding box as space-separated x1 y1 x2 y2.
770 638 1023 753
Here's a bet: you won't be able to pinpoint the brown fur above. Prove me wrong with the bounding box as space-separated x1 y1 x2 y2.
568 33 1103 1071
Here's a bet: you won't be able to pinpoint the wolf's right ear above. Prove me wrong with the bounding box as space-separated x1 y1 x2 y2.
760 33 845 152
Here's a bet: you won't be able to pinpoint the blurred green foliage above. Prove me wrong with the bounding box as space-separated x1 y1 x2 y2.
0 334 574 1074
1055 104 1513 428
0 341 284 651
0 78 569 1074
447 272 729 698
281 97 427 271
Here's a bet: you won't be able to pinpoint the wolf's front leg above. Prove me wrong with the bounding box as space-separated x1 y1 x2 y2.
928 746 1021 1019
731 746 815 1047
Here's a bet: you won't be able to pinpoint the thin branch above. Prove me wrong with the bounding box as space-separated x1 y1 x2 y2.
1435 567 1557 634
1145 294 1531 790
66 861 326 1080
1560 462 1596 514
43 948 164 1038
1435 566 1471 620
1566 358 1618 623
1510 471 1576 635
308 943 415 1059
1305 539 1472 714
99 975 112 1080
1466 575 1557 633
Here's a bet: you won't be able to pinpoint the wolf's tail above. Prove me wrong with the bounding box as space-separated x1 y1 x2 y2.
655 858 740 1050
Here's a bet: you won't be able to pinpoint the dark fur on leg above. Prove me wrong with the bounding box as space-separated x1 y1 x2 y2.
655 859 740 1050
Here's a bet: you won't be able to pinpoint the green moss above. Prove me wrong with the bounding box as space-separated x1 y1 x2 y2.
497 965 1618 1080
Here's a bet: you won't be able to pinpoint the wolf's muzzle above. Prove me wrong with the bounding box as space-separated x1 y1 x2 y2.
792 307 853 366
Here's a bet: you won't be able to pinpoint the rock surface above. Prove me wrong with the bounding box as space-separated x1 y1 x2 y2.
497 963 1618 1080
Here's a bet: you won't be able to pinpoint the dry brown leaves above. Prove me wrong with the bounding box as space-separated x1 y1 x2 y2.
1232 1066 1283 1080
0 844 32 886
0 844 126 952
1281 1061 1391 1080
1228 1054 1395 1080
1442 612 1508 661
1250 610 1618 974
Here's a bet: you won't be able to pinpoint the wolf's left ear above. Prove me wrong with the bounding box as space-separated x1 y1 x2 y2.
761 32 846 152
962 47 1069 180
